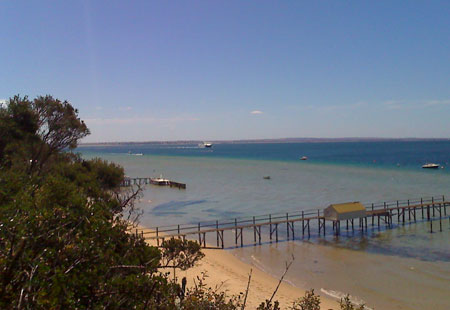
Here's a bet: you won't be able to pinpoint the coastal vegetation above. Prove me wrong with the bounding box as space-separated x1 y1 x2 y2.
0 96 367 309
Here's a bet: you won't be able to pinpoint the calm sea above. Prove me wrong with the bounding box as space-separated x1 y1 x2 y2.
77 141 450 310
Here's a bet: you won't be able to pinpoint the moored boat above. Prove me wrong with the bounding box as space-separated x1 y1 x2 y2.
300 156 308 160
150 175 170 185
422 163 440 169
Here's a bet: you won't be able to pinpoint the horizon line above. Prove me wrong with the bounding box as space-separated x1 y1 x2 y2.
79 137 450 145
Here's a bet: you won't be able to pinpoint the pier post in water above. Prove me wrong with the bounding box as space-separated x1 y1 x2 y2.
275 223 279 242
286 213 290 239
407 200 411 221
307 219 310 238
443 195 447 216
371 204 374 226
302 211 305 237
402 205 405 225
216 220 219 247
269 214 272 241
253 216 256 243
432 197 435 217
318 210 321 235
234 219 238 246
421 197 424 219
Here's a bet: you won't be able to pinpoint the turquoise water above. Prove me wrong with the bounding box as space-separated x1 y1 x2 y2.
79 141 450 170
78 142 450 310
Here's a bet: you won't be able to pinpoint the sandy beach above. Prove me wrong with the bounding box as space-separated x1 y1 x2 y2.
140 227 338 309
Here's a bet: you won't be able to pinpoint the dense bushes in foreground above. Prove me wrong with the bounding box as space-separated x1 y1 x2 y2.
0 96 367 309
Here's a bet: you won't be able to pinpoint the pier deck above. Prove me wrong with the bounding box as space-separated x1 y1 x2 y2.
121 177 186 189
135 195 449 249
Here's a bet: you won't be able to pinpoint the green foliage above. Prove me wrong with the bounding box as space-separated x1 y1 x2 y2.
0 95 200 310
0 95 89 174
181 272 243 310
161 238 205 270
339 295 366 310
257 300 281 310
291 289 321 310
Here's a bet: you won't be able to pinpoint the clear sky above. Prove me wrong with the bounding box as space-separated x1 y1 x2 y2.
1 1 449 142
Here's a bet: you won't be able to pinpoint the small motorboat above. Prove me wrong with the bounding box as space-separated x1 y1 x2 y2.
150 175 170 185
199 142 213 148
422 163 440 169
263 176 271 180
300 156 308 160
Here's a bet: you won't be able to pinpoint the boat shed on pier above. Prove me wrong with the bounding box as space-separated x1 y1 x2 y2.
324 202 367 221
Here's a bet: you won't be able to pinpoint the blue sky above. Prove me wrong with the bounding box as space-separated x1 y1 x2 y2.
1 1 449 142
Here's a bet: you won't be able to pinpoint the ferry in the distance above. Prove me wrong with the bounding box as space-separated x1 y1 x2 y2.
128 151 143 156
422 163 440 169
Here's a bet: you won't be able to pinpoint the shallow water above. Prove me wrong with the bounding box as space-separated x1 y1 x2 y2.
78 142 450 310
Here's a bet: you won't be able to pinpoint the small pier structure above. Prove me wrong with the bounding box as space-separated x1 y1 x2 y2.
121 177 186 189
137 195 449 249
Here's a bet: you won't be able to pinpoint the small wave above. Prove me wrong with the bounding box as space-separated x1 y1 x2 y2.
283 278 298 288
248 256 372 309
320 288 373 310
250 255 270 274
249 255 299 288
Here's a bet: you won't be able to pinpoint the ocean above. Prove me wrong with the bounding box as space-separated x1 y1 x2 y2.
77 141 450 310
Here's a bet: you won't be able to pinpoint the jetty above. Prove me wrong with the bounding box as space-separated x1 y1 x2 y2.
136 195 449 249
121 177 186 189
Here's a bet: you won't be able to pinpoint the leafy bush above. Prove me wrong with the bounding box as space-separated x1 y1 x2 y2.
291 289 321 310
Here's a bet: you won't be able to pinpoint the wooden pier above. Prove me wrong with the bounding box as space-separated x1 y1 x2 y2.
137 195 449 249
121 177 186 189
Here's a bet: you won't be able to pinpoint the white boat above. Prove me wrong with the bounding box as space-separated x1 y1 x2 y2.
300 156 308 160
128 151 143 156
422 163 440 169
202 142 213 148
150 175 170 185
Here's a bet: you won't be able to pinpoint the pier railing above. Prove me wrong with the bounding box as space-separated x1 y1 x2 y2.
136 195 448 248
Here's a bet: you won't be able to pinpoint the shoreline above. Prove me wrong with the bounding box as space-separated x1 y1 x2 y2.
140 226 338 309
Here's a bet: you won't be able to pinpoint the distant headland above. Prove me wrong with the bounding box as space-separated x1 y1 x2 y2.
79 137 450 146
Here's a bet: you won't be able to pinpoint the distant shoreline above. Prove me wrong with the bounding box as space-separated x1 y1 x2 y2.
79 137 450 146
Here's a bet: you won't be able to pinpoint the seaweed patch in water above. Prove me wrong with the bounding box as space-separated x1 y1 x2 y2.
151 200 208 216
203 208 242 219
